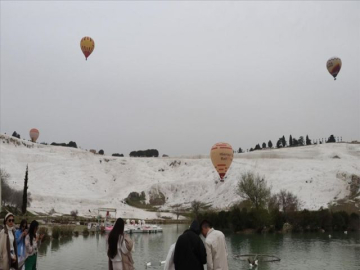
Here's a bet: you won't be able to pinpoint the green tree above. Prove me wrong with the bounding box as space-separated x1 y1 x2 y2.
22 165 28 214
306 135 312 145
289 135 293 146
268 140 273 148
298 136 304 146
237 172 271 209
327 135 336 143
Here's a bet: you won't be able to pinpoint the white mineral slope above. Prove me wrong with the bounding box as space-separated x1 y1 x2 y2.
1 134 359 218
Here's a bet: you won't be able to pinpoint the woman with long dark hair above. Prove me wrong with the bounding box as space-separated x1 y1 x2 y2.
24 220 44 270
15 219 28 269
107 218 134 270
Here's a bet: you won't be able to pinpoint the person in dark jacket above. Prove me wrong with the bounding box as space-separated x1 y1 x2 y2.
173 220 206 270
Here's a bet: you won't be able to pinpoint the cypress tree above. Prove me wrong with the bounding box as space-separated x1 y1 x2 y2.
22 165 28 214
289 135 293 146
268 140 273 148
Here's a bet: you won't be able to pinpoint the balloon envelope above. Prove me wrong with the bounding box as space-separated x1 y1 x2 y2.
327 57 342 80
80 37 95 60
210 142 234 181
29 128 39 142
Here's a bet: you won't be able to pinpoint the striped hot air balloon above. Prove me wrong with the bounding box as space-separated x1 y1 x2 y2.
210 142 234 182
29 128 39 142
80 36 95 60
326 57 342 80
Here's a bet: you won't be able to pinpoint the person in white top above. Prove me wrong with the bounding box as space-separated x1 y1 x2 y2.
107 218 134 270
200 220 229 270
163 243 175 270
0 213 18 270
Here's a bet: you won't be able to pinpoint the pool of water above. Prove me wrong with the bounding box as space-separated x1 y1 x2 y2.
38 224 360 270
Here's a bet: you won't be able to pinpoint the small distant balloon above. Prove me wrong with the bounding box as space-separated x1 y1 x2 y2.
326 57 342 80
210 142 234 182
80 37 95 60
29 128 39 142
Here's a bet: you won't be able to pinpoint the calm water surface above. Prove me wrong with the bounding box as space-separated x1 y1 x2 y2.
38 224 360 270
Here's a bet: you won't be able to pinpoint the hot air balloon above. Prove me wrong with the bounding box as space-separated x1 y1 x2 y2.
326 57 342 80
29 128 39 143
210 142 234 182
80 36 95 60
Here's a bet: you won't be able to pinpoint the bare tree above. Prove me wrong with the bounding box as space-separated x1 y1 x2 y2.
268 194 280 212
1 168 32 211
70 210 79 218
237 172 271 209
191 200 207 219
1 169 11 206
174 207 184 220
277 190 301 213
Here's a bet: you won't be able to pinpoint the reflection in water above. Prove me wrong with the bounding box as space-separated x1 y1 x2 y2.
60 236 73 246
37 225 360 270
38 239 50 256
51 239 60 252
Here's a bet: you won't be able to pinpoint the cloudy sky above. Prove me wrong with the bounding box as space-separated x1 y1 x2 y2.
1 1 359 156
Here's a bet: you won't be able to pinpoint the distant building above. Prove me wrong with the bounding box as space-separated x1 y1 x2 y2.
90 149 96 154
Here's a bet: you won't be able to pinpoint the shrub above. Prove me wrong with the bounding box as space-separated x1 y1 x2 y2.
38 227 49 241
60 226 74 237
83 228 89 236
52 226 60 239
129 149 159 157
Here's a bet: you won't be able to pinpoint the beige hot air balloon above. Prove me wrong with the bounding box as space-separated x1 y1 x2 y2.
326 57 342 80
80 36 95 60
29 128 39 142
210 142 234 182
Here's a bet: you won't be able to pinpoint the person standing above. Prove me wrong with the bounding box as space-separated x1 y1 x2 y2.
107 218 134 270
25 220 43 270
163 243 175 270
173 220 206 270
200 220 228 270
0 213 18 270
15 220 28 270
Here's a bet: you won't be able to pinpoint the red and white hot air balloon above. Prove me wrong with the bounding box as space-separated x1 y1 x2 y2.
29 128 39 142
210 142 234 182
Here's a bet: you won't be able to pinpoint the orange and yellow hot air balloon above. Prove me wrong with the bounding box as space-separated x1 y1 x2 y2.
80 37 95 60
210 142 234 182
326 57 342 80
29 128 39 143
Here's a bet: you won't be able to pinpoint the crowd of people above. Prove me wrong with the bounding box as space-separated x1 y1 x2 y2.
1 213 226 270
0 213 44 270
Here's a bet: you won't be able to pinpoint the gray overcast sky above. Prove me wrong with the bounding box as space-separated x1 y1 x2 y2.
1 1 359 156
